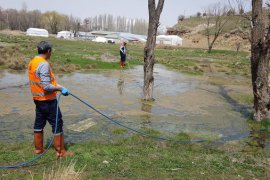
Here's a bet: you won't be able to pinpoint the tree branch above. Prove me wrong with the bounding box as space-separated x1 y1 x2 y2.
147 0 165 28
156 0 165 15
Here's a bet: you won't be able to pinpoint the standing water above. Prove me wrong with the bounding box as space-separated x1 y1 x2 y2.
0 65 251 143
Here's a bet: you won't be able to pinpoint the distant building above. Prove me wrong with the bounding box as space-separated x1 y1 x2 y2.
26 28 49 37
76 32 95 40
104 33 121 43
92 36 108 43
105 32 147 43
89 31 147 44
129 34 147 43
90 31 114 37
156 35 183 46
57 31 74 39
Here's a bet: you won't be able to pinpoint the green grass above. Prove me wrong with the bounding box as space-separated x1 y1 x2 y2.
112 128 128 135
0 133 269 179
155 46 250 76
0 32 251 76
0 33 143 71
230 93 254 105
178 16 205 28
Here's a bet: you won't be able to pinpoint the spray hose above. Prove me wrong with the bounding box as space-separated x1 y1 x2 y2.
0 92 207 169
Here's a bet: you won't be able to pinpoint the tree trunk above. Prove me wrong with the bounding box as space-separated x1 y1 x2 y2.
143 21 157 100
208 35 219 53
207 33 211 52
251 0 270 121
208 44 213 53
143 0 165 101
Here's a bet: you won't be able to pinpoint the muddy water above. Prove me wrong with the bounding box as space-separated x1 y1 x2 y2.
0 65 252 143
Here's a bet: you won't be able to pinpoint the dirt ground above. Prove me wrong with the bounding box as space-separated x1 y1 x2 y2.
182 33 250 52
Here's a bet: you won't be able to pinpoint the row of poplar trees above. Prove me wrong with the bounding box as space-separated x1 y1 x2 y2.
0 6 148 35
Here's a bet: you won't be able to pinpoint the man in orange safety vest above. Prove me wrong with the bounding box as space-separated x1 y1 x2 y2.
28 41 73 158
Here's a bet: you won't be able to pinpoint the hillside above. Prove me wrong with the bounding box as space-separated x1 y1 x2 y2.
170 10 269 51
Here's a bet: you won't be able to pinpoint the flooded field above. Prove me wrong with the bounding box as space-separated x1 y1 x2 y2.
0 65 253 143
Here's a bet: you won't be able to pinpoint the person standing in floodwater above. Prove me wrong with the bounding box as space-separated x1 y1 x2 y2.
28 41 73 159
120 42 127 68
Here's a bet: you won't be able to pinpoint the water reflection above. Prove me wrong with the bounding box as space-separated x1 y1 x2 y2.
140 115 151 126
140 102 153 126
117 70 125 95
141 102 153 113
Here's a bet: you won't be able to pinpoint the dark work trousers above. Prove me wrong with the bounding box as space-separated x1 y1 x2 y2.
34 99 63 134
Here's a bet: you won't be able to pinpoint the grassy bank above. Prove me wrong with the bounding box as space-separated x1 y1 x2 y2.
0 33 143 72
0 32 250 76
0 131 270 179
155 46 250 76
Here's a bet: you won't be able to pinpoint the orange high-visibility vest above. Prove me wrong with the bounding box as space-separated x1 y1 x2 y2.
28 56 57 101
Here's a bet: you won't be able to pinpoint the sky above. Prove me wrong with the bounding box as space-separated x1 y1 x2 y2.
0 0 244 27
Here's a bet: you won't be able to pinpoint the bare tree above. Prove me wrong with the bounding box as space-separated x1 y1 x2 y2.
19 3 30 31
137 19 148 35
28 10 42 28
232 0 250 15
107 14 114 31
234 0 246 15
231 0 251 28
103 14 108 31
250 0 270 121
143 0 165 101
70 17 81 35
178 14 185 22
5 9 20 30
267 0 270 7
205 2 232 53
62 15 72 31
0 7 7 30
41 11 63 34
83 18 90 31
98 14 103 30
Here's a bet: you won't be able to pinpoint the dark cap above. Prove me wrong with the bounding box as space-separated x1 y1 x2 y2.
37 41 52 54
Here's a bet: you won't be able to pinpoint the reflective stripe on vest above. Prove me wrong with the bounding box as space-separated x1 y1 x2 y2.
28 56 57 101
31 91 55 97
29 81 42 85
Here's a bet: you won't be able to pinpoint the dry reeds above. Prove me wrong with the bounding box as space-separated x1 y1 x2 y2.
42 161 85 180
0 46 27 70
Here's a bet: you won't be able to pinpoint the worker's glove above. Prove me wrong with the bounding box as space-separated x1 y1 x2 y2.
61 87 69 96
